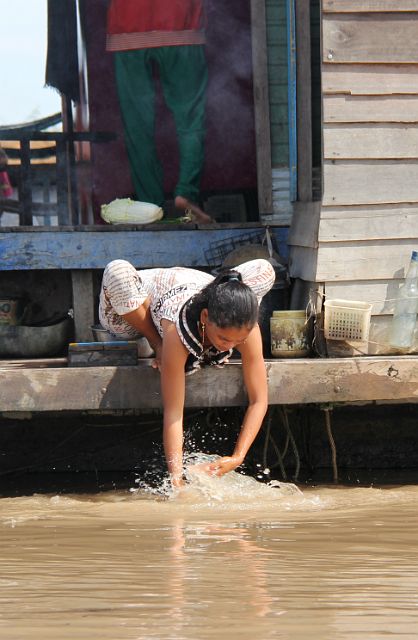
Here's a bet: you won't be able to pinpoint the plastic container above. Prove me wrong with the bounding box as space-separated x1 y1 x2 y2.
270 310 309 358
324 299 372 342
389 250 418 350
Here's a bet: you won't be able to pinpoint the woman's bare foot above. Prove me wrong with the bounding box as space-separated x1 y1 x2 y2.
174 195 214 224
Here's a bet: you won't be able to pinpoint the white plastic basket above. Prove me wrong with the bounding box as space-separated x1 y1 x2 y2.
324 299 372 342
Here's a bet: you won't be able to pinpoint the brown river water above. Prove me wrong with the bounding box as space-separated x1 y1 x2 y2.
1 464 418 640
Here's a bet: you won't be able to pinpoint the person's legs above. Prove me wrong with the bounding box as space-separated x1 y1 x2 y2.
114 50 165 206
158 46 212 222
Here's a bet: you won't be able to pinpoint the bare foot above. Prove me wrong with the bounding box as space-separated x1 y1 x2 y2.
174 195 214 224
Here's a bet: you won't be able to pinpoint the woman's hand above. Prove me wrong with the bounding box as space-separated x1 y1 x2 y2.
208 456 244 476
188 455 244 478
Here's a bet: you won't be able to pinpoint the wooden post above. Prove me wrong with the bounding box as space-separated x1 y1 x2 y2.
56 139 69 225
250 0 273 215
63 95 80 225
19 139 33 226
295 0 313 202
71 270 95 342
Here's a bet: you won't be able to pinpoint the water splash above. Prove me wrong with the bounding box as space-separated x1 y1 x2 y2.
132 453 304 510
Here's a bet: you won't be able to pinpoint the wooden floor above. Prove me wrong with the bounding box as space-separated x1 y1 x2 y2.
1 356 418 413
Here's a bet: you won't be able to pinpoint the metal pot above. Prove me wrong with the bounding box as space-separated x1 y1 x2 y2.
0 297 27 326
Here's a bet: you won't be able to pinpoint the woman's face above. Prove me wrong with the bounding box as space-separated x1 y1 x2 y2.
201 310 253 351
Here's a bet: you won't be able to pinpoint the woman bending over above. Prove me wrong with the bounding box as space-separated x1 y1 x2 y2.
99 258 275 486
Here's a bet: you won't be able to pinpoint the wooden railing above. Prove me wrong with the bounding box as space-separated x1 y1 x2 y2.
1 127 115 226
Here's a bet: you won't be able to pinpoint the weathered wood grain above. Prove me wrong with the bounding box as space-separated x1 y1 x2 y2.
324 124 418 159
0 227 289 270
322 64 418 95
323 0 418 12
288 245 318 282
287 201 321 248
323 15 418 64
323 161 418 205
316 239 418 281
71 271 95 342
319 204 418 241
2 357 418 409
323 95 418 123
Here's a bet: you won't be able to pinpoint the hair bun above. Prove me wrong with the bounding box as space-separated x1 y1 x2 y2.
216 270 242 285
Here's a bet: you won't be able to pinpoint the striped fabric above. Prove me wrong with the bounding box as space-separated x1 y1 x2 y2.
106 30 206 52
99 259 275 374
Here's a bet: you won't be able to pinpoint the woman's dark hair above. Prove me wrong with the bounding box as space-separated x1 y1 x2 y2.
189 269 259 328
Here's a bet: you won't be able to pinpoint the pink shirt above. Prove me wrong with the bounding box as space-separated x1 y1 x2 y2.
106 0 206 51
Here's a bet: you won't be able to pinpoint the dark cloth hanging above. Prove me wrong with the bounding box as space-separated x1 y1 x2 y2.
45 0 80 102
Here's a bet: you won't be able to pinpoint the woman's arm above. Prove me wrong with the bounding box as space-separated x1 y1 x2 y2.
206 324 268 477
160 319 189 487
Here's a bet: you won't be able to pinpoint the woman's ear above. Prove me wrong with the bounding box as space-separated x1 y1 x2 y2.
200 308 209 324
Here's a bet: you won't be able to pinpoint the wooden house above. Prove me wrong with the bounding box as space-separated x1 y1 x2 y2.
288 0 418 355
3 0 418 415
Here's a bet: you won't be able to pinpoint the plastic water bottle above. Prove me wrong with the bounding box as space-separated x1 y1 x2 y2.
389 250 418 349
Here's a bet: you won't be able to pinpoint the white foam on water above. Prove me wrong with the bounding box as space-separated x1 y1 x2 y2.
131 453 312 512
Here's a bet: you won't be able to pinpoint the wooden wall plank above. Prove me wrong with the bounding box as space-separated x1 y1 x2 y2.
323 124 418 159
3 357 418 408
0 227 289 270
323 15 418 64
323 161 418 205
288 201 321 248
319 204 418 241
323 0 418 12
322 64 418 95
324 280 401 315
316 239 418 281
288 245 318 281
323 95 418 123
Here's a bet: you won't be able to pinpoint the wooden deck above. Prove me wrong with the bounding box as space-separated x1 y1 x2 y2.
1 356 418 413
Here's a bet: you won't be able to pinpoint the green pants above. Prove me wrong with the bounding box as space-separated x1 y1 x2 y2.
114 45 208 206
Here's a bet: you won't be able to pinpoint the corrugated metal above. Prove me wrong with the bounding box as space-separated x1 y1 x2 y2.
286 0 298 201
266 0 289 167
266 0 291 218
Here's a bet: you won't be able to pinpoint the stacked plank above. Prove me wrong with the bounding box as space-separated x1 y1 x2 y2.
290 1 418 353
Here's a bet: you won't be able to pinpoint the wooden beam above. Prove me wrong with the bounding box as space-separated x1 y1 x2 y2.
250 0 273 214
323 0 418 12
2 357 418 411
323 95 418 123
319 204 418 242
288 201 320 248
322 64 418 95
288 244 318 281
315 239 418 281
295 0 312 201
71 270 95 342
323 124 418 159
0 227 289 270
18 140 33 226
323 14 418 64
323 160 418 206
